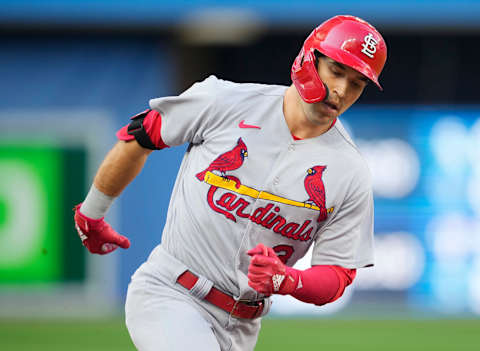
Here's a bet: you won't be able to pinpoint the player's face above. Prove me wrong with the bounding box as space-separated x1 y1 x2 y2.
303 56 369 125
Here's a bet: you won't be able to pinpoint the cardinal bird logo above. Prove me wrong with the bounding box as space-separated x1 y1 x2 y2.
196 138 248 181
304 165 328 222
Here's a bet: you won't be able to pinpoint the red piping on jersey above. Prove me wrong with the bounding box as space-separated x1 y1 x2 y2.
116 109 169 149
329 118 337 130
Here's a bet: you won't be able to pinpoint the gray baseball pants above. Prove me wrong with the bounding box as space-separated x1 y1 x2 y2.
125 246 270 351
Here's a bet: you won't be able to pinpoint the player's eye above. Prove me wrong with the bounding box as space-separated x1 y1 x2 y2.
353 79 368 89
351 81 361 89
331 70 342 77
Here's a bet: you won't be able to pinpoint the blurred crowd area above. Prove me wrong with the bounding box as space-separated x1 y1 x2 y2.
1 1 480 319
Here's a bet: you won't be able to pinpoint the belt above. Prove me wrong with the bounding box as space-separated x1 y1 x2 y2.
177 270 264 319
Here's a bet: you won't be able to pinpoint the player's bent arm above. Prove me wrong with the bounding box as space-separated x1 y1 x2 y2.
247 243 356 306
94 139 153 197
74 139 152 255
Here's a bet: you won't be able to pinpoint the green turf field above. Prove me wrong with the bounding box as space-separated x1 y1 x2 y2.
1 318 479 350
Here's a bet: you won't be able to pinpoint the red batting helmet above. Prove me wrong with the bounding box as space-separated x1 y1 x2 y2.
291 15 387 103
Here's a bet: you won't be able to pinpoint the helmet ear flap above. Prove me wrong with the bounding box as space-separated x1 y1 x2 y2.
291 49 329 104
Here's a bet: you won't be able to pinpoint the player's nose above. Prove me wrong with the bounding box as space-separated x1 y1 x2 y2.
332 78 348 98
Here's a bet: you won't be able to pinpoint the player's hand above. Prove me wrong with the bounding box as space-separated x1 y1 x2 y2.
73 204 130 255
247 243 297 296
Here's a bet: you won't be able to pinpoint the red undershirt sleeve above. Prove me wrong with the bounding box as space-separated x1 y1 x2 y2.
286 265 356 306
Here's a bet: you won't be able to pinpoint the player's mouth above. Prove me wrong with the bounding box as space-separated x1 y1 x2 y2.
321 100 339 115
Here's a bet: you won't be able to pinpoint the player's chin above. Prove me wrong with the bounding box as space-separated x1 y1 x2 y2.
309 111 337 126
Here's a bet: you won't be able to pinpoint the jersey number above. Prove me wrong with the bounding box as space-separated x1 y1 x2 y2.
272 245 294 264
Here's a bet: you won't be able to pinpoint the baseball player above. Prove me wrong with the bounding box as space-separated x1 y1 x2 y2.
74 15 387 351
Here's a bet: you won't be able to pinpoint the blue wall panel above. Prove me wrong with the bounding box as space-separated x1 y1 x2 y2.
0 35 187 299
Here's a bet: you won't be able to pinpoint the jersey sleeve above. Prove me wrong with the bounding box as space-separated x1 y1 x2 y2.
148 75 220 147
311 175 375 269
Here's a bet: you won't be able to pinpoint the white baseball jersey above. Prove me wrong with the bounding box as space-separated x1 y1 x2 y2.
145 75 374 301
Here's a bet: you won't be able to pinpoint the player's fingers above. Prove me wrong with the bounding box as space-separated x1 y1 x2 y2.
248 261 274 275
101 243 119 254
250 285 269 294
260 243 268 256
103 223 130 249
247 272 269 282
112 234 131 249
250 254 275 266
248 280 260 291
249 268 272 279
266 246 277 258
248 280 271 295
247 248 261 256
248 267 269 279
247 244 264 256
248 263 268 274
247 243 268 257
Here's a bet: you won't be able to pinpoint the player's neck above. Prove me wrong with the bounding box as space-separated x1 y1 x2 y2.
283 86 334 139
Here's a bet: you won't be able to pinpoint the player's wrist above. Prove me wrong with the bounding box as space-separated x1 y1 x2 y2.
75 204 105 227
278 266 301 295
79 184 116 219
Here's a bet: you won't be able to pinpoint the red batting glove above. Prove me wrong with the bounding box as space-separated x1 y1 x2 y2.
73 204 130 255
247 243 299 296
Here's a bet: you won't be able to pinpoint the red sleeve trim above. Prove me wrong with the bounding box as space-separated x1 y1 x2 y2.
116 109 169 149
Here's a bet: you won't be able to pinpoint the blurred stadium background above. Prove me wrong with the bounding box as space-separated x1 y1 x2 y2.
1 1 480 350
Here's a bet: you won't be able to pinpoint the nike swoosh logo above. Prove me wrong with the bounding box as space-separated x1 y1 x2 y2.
239 120 261 129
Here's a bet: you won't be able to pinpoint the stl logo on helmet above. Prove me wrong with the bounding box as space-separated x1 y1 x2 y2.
361 33 378 59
